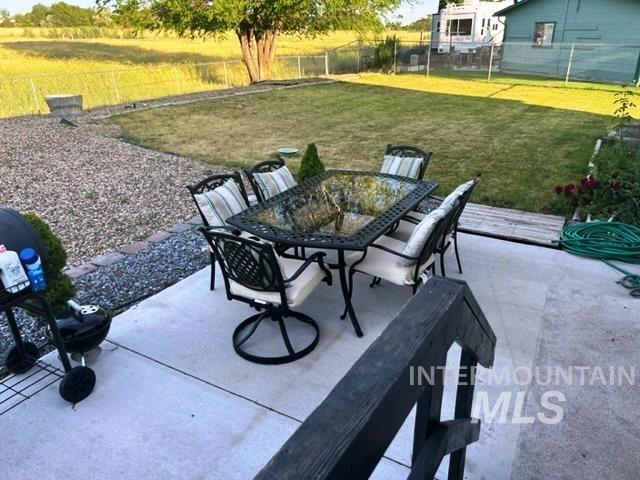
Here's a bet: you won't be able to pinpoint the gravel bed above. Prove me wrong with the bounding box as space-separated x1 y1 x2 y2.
0 115 218 266
0 226 209 362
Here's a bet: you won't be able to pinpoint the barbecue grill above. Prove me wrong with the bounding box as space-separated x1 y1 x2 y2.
1 207 96 404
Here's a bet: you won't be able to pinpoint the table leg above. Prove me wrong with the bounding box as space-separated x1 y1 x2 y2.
338 250 363 337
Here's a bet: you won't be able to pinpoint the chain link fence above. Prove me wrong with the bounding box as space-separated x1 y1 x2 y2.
0 54 326 118
326 40 640 87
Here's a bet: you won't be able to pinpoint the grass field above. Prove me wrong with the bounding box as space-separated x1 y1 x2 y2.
0 28 423 117
104 73 630 213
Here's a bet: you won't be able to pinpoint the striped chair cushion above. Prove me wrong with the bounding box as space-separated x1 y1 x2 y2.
398 208 447 267
194 179 248 227
253 166 297 200
380 155 423 179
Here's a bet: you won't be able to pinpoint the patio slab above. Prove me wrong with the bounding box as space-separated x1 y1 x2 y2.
1 233 638 479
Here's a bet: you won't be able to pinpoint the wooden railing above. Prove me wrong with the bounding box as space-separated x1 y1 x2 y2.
256 276 496 480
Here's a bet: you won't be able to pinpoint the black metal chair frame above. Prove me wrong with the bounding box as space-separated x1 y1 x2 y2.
403 177 479 277
245 158 286 203
340 215 448 324
187 172 250 291
200 227 332 365
385 144 433 181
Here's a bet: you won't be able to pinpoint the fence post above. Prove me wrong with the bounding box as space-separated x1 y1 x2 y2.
297 56 302 79
325 50 329 76
29 77 40 113
111 71 121 103
426 44 431 77
393 40 398 74
488 44 494 82
565 43 575 85
223 62 229 87
356 46 361 73
172 66 180 95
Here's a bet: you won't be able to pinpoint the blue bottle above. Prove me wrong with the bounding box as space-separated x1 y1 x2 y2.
19 248 47 292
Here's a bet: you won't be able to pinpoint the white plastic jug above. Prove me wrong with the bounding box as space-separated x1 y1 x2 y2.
0 244 30 294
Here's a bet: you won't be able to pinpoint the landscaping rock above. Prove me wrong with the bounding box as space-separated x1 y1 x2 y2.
64 262 97 279
0 115 223 266
91 251 126 267
118 241 149 255
146 230 172 243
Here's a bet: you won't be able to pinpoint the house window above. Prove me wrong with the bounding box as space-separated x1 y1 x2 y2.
533 22 555 46
436 21 441 32
493 24 498 31
446 18 473 36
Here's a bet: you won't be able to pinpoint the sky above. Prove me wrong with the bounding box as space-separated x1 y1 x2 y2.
1 0 440 23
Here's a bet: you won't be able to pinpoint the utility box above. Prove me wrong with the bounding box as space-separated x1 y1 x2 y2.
45 94 83 121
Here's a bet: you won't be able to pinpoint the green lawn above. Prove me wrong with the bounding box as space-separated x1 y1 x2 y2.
106 73 625 213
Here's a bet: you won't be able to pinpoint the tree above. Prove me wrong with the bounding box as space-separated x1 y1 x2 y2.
48 2 94 26
105 0 404 83
406 16 432 32
438 0 464 9
297 143 325 182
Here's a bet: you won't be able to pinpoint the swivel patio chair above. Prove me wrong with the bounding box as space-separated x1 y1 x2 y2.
389 176 479 276
245 159 297 202
340 211 448 329
187 172 250 290
200 227 332 365
380 145 433 181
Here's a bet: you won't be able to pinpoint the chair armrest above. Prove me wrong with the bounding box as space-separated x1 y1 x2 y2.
284 251 333 286
198 225 243 236
369 243 419 262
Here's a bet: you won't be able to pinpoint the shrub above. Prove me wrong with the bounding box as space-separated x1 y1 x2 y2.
297 143 325 182
23 212 75 315
373 36 398 73
553 142 640 225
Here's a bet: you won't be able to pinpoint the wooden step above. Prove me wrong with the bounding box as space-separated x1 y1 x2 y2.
457 203 566 248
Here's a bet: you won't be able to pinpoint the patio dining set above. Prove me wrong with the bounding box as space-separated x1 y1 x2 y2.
187 145 478 365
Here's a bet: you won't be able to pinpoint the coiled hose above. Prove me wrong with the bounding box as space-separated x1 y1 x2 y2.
556 221 640 298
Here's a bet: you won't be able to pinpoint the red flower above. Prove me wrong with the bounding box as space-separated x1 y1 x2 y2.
555 185 563 194
564 183 576 193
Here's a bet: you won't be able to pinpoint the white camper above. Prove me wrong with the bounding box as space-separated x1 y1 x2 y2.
431 0 512 53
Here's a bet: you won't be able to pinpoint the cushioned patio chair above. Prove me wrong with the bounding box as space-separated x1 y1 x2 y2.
380 145 433 180
340 210 448 330
388 176 479 276
245 159 297 202
200 227 332 365
187 172 250 290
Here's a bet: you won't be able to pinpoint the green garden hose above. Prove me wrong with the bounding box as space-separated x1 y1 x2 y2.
556 221 640 298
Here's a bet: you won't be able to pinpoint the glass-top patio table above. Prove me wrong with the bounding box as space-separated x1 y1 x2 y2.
227 170 438 337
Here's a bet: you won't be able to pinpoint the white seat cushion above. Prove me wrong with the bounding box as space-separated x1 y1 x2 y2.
194 179 248 227
390 219 453 246
229 256 325 308
380 155 423 179
398 209 447 266
354 236 435 286
440 180 476 209
253 166 297 200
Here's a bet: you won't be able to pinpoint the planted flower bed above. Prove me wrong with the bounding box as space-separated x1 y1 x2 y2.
554 141 639 226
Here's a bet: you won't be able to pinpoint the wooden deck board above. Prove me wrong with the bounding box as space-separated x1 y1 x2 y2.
457 203 566 248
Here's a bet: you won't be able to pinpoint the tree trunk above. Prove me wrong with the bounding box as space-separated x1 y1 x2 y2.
237 27 279 83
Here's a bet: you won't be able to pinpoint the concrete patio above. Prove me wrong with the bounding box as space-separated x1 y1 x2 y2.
1 233 639 479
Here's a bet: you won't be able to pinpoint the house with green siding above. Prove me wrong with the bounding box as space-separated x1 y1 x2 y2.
495 0 640 83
